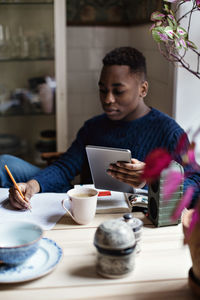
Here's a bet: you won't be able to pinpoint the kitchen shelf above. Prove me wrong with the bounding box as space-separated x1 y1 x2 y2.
0 1 53 5
0 0 67 164
0 112 55 117
0 57 54 62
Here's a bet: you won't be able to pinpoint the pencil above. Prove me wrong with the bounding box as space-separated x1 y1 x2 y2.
4 164 31 210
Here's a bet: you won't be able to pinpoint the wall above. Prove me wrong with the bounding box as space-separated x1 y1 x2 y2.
67 25 173 146
174 2 200 161
130 25 174 116
67 26 130 145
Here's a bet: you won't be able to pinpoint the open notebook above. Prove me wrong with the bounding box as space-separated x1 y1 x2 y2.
0 186 148 230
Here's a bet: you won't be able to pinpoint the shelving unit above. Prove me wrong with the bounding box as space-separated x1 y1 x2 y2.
0 58 54 62
0 0 67 165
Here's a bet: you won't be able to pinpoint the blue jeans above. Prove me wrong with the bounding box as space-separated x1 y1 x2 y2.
0 154 41 187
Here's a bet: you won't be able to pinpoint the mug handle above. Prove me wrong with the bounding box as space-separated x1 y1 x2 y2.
61 199 77 223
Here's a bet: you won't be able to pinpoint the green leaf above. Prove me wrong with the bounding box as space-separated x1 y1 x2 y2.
177 26 188 38
152 28 163 43
167 14 177 27
167 17 174 28
152 27 168 43
151 11 165 21
175 39 182 50
164 4 170 12
164 26 174 39
186 40 198 50
169 9 175 17
179 38 188 50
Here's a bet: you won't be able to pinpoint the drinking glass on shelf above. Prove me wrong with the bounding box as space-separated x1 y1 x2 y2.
11 27 22 59
4 25 14 59
28 33 40 59
39 32 52 58
18 26 29 59
0 24 6 59
10 26 29 59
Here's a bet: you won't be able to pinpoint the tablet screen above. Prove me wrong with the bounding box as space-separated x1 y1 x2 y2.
86 145 134 193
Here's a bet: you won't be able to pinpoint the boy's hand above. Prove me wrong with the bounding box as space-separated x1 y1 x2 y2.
9 179 40 210
107 158 146 189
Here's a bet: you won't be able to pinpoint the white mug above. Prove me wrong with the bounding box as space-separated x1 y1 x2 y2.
62 187 98 225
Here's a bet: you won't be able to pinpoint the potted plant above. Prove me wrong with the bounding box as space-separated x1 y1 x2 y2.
150 0 200 78
149 0 200 296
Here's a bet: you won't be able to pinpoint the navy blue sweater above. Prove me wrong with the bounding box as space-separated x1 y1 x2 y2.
33 108 200 204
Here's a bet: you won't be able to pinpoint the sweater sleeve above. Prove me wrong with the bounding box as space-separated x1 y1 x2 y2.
32 122 90 193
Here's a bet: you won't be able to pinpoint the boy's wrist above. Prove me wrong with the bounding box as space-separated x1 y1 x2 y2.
27 179 41 194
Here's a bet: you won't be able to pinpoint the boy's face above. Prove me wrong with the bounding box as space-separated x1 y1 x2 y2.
98 65 148 121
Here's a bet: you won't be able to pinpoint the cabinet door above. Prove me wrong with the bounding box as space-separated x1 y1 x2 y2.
0 0 61 165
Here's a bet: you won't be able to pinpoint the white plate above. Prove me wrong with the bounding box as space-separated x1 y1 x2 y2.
0 237 63 283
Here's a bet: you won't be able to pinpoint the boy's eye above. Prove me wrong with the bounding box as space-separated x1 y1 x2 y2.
114 90 125 95
99 89 125 95
99 89 107 94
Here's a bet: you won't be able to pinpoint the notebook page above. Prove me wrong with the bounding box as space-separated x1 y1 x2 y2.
0 188 67 230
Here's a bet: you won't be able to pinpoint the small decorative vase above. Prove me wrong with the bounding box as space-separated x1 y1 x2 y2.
121 213 143 253
94 218 136 278
182 204 200 297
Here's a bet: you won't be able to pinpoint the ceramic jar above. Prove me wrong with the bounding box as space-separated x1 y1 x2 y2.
122 213 143 253
94 219 136 278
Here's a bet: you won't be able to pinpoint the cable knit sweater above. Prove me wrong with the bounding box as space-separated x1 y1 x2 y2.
33 108 200 205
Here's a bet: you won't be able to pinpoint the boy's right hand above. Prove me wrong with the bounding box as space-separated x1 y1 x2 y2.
9 179 40 210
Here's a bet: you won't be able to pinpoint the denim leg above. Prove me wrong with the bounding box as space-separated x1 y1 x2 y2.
0 154 41 187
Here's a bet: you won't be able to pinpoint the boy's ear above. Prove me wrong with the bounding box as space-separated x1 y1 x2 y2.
140 81 148 98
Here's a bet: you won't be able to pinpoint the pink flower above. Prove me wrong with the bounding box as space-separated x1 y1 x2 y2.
181 142 200 171
188 146 196 164
142 148 172 183
174 132 188 155
196 0 200 8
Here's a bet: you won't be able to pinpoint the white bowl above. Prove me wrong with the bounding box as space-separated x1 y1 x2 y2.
0 221 43 265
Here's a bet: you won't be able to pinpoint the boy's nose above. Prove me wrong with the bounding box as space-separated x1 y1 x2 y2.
104 92 115 104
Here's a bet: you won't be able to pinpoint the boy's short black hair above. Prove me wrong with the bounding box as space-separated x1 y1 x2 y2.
102 47 147 80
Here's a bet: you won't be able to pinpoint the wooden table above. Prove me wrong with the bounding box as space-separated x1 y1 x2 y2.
0 212 195 299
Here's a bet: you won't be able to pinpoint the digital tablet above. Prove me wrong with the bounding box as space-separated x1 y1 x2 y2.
86 145 134 193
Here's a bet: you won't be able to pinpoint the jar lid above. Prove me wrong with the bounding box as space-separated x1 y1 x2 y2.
122 214 143 232
94 219 135 250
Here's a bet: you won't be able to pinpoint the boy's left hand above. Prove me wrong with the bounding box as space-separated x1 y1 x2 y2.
107 158 146 189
